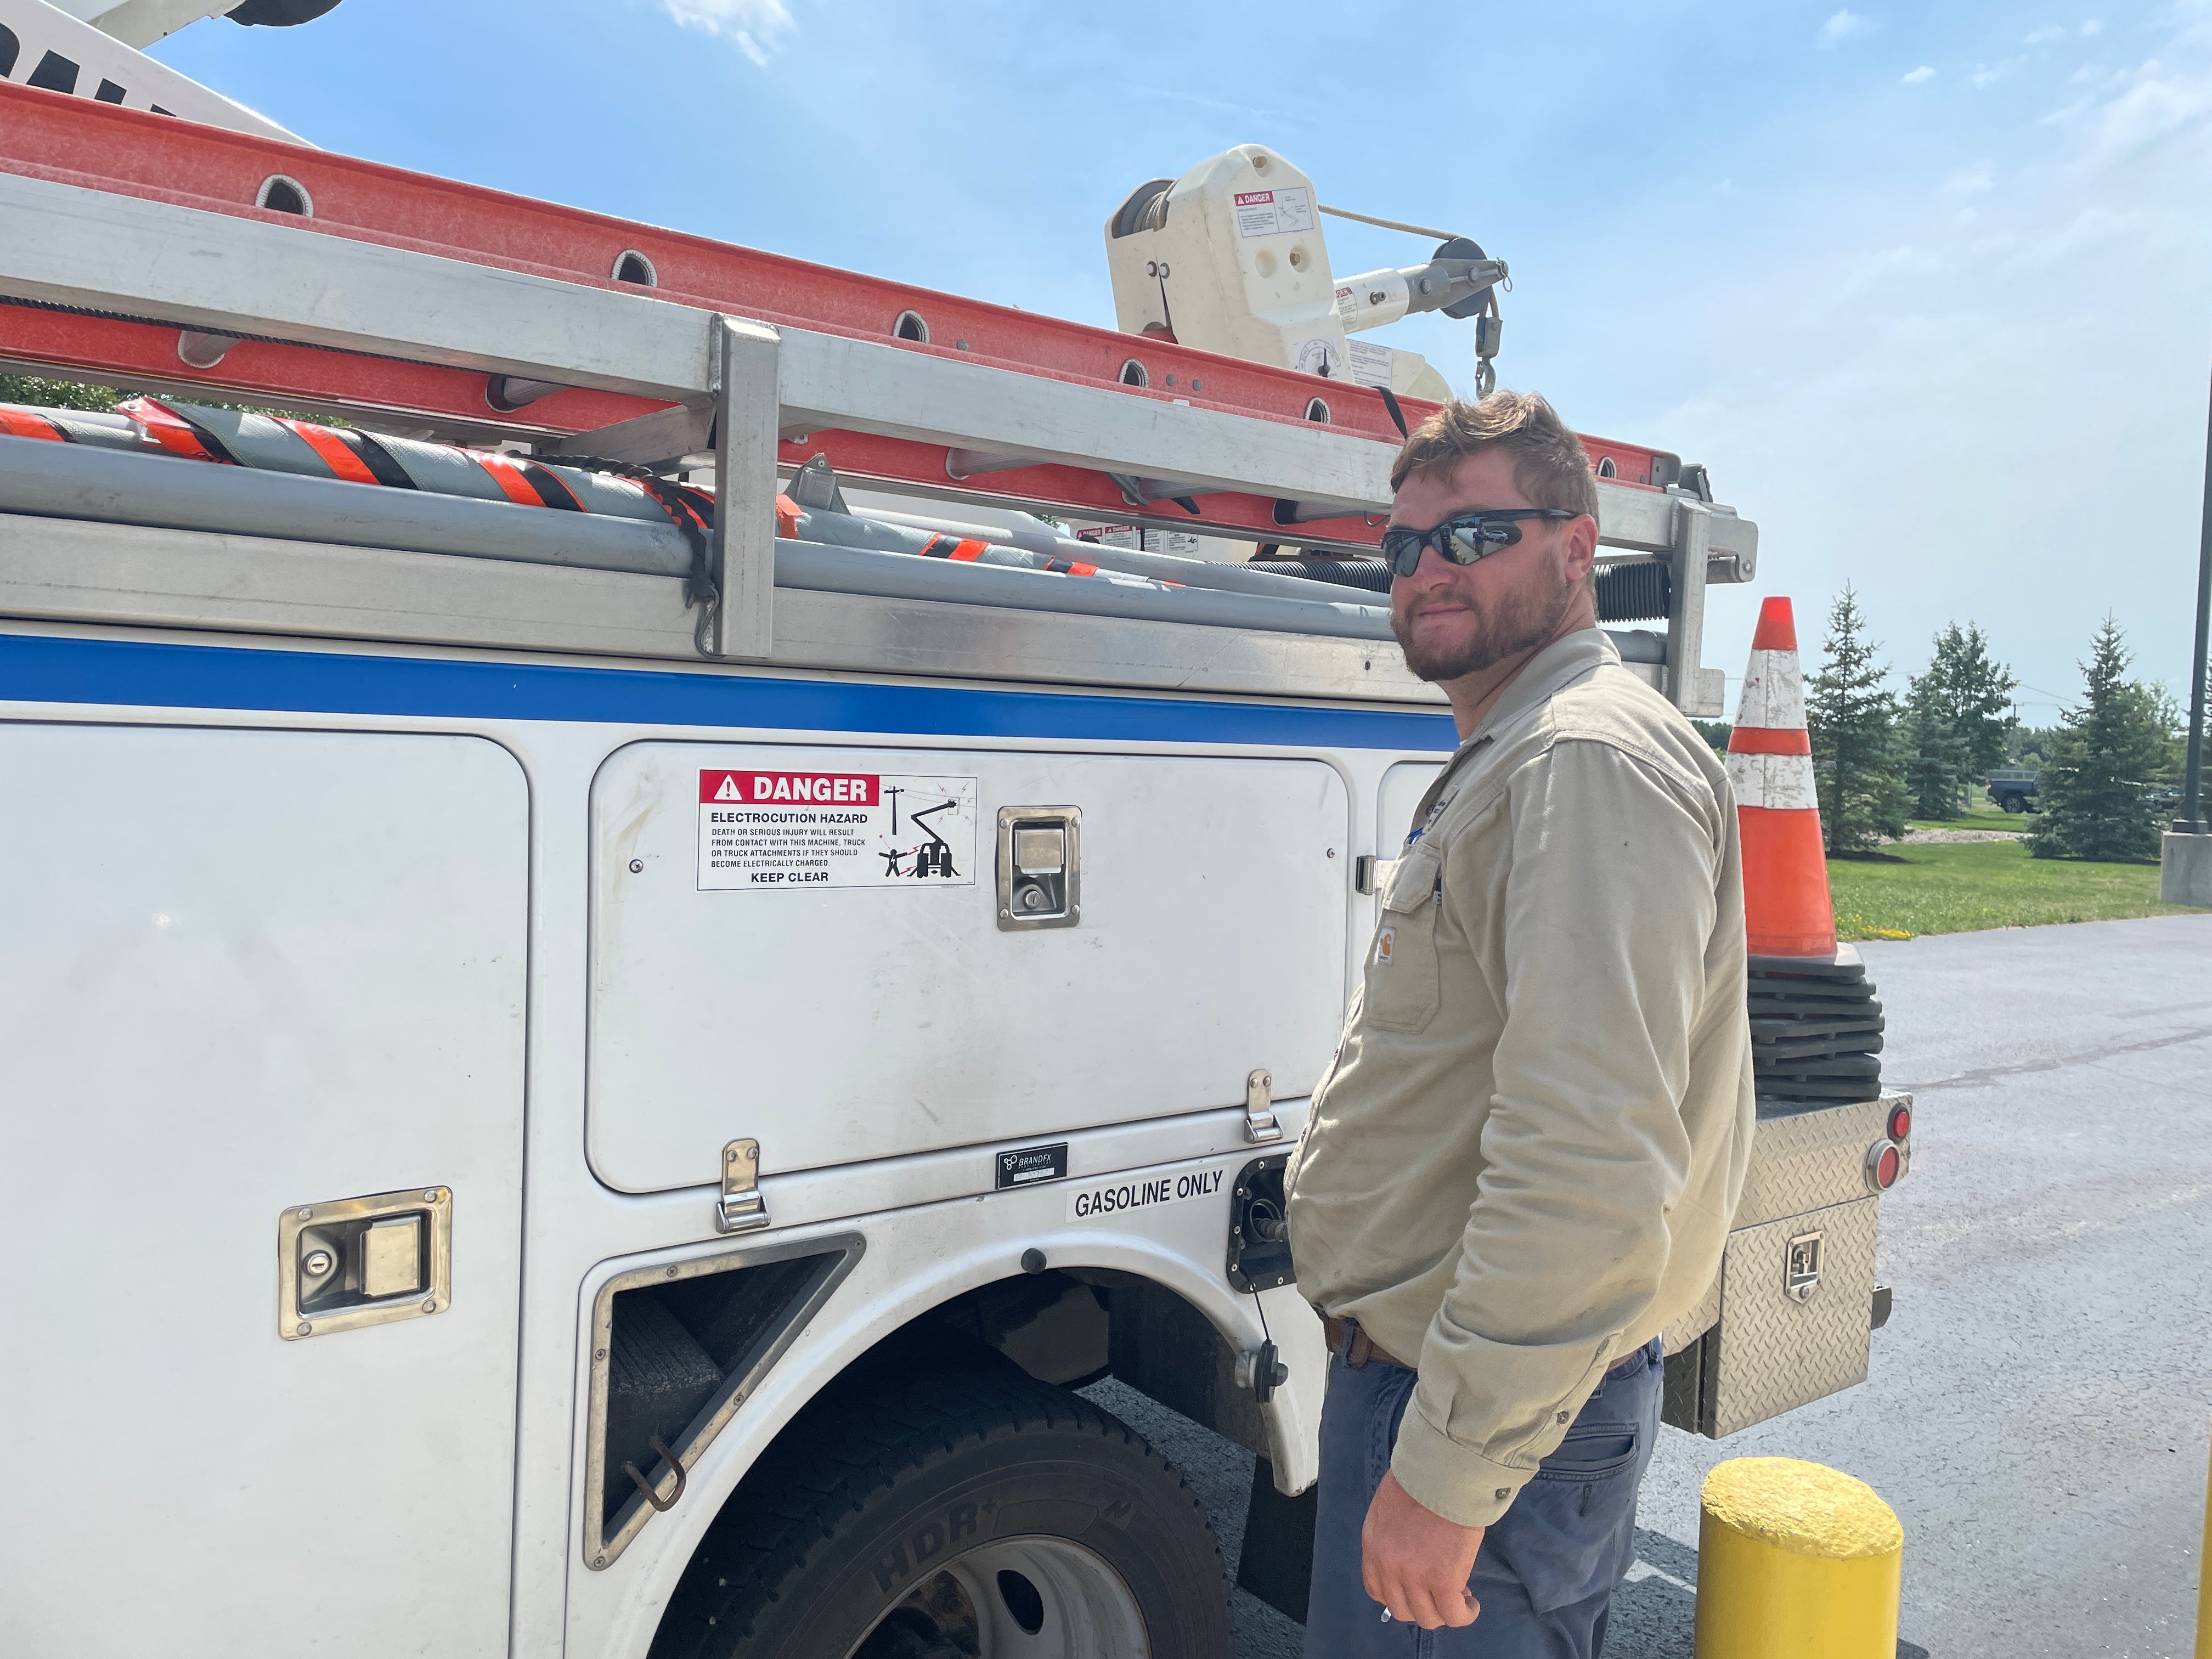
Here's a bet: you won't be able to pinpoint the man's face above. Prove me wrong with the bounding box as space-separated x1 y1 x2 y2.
1388 449 1590 684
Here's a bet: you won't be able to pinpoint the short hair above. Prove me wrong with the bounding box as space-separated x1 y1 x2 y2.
1387 390 1600 521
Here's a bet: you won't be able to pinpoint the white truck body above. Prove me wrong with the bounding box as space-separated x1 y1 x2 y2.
0 98 1910 1659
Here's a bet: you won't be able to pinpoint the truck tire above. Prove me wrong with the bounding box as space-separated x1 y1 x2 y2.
654 1368 1231 1659
1999 792 2027 813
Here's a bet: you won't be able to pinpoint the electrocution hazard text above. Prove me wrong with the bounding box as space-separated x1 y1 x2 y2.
697 769 978 891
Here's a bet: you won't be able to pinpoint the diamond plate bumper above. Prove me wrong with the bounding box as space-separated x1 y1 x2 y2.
1661 1090 1910 1437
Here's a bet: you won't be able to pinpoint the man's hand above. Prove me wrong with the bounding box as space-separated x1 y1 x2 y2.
1361 1470 1485 1630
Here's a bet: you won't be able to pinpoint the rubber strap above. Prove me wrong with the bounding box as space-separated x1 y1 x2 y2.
1377 386 1409 439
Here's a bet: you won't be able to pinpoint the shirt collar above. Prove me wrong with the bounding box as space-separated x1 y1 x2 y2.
1463 626 1620 749
1408 629 1620 837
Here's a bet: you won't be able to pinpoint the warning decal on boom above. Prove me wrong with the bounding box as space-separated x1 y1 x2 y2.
696 769 978 891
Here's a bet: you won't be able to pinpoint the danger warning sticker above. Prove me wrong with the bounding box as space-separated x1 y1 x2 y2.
697 770 978 891
1233 185 1314 239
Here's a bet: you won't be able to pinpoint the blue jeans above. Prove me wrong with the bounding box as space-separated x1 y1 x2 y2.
1303 1337 1663 1658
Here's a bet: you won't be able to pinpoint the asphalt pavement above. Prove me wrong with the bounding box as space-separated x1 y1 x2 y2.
1096 912 2212 1657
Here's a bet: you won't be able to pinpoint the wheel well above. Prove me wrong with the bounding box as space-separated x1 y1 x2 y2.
805 1267 1266 1457
640 1266 1269 1652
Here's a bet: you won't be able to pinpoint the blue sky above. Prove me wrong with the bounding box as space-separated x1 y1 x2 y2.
151 1 2212 724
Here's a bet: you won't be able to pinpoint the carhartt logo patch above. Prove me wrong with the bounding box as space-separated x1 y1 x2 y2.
1376 926 1396 965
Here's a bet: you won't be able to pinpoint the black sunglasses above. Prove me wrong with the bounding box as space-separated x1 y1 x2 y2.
1379 508 1578 579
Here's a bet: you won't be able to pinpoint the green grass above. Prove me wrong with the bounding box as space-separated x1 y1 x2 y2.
1828 838 2199 940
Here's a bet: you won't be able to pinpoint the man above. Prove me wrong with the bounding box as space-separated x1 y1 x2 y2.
1285 392 1753 1656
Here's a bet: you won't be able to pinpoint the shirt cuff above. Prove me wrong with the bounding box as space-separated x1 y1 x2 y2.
1388 1401 1532 1529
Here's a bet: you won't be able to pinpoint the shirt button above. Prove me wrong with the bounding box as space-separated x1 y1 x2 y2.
1494 1487 1511 1501
1556 1411 1570 1424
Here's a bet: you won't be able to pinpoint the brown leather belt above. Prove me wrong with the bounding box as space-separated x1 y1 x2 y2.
1322 1312 1651 1379
1322 1313 1411 1371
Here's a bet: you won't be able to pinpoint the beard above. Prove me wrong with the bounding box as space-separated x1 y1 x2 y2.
1391 553 1576 684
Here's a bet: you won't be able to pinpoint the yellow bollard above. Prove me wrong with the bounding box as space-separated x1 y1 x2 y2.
1692 1457 1903 1659
2196 1436 2211 1659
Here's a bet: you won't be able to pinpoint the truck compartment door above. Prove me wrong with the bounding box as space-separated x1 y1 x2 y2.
1378 760 1443 855
588 744 1348 1190
0 726 528 1659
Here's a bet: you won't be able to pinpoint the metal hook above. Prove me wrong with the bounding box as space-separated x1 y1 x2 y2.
622 1436 686 1513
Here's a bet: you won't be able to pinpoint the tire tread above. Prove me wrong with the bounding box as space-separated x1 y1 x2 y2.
652 1369 1226 1658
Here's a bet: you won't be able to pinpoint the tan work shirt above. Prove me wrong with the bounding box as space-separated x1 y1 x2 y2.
1286 627 1753 1528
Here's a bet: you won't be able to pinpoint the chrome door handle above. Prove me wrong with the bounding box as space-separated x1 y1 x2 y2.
996 805 1081 930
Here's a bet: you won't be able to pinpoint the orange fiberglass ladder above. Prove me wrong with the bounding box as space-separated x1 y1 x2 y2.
0 80 1686 555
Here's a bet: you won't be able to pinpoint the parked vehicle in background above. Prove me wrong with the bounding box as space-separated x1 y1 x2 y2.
1987 768 2041 812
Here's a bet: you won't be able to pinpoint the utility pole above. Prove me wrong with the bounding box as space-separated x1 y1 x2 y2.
2160 349 2212 904
2177 356 2212 836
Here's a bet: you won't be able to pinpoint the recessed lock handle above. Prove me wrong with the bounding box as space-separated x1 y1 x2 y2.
997 806 1081 930
278 1186 452 1340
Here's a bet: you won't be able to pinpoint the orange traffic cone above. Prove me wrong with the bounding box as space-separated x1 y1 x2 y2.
1727 598 1837 958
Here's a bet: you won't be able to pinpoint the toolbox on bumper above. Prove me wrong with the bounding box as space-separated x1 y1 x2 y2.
1662 1091 1912 1438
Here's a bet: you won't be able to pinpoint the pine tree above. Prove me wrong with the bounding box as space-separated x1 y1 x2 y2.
1901 670 1969 819
2029 617 2169 862
1932 622 2019 783
1807 586 1911 854
2131 680 2187 789
1902 623 2018 817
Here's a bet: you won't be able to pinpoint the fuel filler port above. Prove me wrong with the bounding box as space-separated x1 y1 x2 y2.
1227 1154 1295 1293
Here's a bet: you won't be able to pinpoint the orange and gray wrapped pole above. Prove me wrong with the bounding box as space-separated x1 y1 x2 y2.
114 396 700 529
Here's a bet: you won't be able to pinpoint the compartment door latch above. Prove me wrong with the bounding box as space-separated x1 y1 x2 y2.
1244 1068 1283 1144
996 805 1081 930
278 1186 452 1340
716 1138 770 1234
1785 1230 1824 1303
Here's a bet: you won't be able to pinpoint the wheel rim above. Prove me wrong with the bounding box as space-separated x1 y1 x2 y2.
846 1535 1150 1659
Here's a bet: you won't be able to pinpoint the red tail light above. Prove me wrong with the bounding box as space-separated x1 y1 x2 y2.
1887 1104 1912 1142
1865 1141 1902 1192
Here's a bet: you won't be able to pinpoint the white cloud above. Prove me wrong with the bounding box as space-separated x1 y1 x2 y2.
658 0 795 65
1999 204 2151 269
2082 18 2103 35
2026 24 2066 43
2048 58 2212 170
1970 58 2023 87
1943 162 1996 194
1901 64 1937 83
1819 9 1870 47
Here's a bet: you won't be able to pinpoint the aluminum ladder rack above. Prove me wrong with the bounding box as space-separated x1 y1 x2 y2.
0 81 1749 710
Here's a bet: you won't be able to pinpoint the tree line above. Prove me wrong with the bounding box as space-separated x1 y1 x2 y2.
1700 588 2187 864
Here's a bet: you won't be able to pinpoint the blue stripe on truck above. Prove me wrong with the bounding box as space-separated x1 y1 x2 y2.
0 631 1461 751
